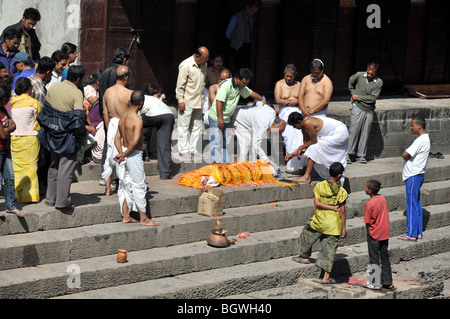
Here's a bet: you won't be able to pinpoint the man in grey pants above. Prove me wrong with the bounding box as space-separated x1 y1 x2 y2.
44 65 86 210
347 62 383 164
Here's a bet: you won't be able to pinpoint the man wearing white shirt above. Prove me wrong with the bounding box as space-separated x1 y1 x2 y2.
141 84 175 180
399 117 430 242
233 101 276 163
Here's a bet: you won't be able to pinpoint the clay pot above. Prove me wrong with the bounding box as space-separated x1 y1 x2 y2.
117 249 128 263
207 233 229 248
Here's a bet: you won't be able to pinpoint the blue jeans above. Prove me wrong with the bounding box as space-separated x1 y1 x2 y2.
0 150 16 211
405 174 424 238
208 117 233 164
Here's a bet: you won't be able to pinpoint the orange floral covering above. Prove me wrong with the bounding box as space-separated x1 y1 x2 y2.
177 160 292 189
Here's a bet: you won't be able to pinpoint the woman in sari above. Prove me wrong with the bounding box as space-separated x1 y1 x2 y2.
10 77 41 203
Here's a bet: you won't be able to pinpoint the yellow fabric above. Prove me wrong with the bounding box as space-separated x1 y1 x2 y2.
309 180 348 236
177 160 292 189
10 94 41 131
11 135 40 203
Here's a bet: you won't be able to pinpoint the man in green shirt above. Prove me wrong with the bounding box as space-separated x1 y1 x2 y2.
208 68 265 164
347 62 383 164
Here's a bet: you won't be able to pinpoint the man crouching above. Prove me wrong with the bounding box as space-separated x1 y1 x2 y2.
114 90 160 226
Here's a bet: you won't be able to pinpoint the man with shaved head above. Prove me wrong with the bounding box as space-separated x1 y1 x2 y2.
175 46 209 160
101 65 133 195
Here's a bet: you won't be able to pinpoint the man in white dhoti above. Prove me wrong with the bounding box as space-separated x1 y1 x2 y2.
274 64 303 171
285 112 348 185
233 101 277 163
101 66 133 195
114 90 160 227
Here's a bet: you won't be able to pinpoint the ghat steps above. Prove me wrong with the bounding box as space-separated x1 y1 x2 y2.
0 155 449 299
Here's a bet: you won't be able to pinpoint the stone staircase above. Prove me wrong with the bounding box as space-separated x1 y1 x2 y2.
0 153 449 299
1 97 450 300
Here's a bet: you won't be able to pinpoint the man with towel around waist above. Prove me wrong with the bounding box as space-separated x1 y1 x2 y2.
114 90 160 227
101 65 132 196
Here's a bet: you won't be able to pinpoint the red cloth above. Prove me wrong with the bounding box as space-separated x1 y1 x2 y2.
364 195 391 241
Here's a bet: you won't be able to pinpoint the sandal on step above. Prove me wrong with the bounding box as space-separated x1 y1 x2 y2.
397 234 417 242
292 256 311 264
6 209 25 217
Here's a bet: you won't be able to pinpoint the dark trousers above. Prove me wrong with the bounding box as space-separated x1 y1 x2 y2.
367 234 393 286
142 113 175 179
46 151 77 208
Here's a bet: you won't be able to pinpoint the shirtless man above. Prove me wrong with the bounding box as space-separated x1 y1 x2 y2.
274 64 302 171
274 64 301 132
205 54 224 88
285 112 348 184
298 59 333 118
101 65 133 195
204 68 231 126
114 90 160 226
209 68 232 106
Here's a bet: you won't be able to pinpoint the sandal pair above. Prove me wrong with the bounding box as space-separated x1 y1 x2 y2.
4 209 25 217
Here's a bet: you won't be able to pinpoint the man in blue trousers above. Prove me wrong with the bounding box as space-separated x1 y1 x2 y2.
398 117 430 242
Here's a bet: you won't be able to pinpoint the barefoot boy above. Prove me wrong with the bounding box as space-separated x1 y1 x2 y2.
364 179 394 290
292 162 348 284
114 90 159 226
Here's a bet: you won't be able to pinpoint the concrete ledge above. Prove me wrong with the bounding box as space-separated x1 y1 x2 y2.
52 224 450 299
0 179 449 270
0 204 448 298
1 156 450 236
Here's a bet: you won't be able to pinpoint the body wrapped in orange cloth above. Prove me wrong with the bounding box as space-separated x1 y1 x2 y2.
177 160 292 189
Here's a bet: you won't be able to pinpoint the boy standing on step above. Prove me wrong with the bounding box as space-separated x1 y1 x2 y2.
364 179 395 290
292 162 348 284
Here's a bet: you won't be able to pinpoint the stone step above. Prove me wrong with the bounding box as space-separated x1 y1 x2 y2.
51 224 450 299
1 174 449 272
2 155 450 235
1 204 448 299
226 251 450 299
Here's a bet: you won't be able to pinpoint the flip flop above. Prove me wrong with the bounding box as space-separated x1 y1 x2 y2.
0 212 5 217
320 278 336 284
292 256 311 264
6 209 25 217
397 234 417 242
382 284 396 291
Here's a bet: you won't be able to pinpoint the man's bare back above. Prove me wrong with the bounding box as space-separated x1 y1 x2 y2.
114 90 160 227
102 65 133 127
298 74 333 117
117 110 145 153
103 84 133 125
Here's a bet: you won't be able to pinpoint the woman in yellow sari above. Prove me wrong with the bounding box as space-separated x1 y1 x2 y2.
10 77 41 203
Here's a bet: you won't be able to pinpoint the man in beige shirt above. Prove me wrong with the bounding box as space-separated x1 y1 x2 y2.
175 46 209 159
